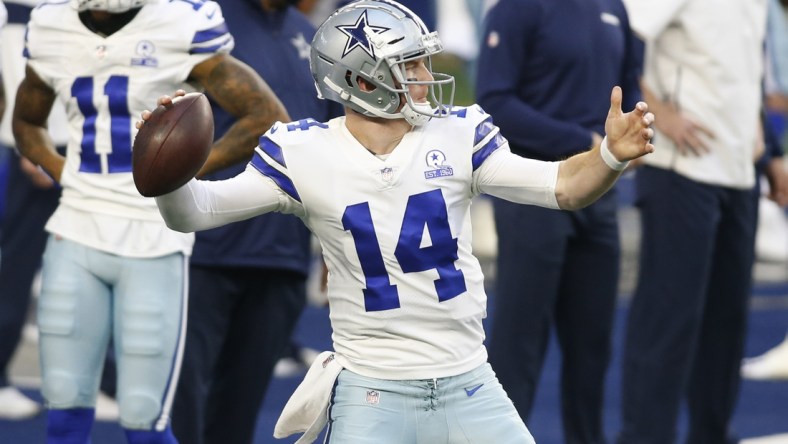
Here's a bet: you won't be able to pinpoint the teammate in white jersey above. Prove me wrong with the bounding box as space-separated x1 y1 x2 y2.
147 1 654 442
12 0 288 443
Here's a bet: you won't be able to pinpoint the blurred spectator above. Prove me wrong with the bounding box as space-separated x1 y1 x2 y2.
742 0 788 381
0 0 65 421
617 0 788 442
475 0 642 442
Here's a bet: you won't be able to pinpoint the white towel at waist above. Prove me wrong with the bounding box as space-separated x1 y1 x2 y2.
274 351 343 443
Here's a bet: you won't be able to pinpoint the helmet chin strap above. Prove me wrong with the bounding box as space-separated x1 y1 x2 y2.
323 77 432 126
401 102 432 126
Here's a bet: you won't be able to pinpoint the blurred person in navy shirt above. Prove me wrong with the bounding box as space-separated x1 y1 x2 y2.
475 0 642 442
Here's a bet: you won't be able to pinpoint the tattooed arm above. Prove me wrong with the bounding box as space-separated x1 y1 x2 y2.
188 53 291 176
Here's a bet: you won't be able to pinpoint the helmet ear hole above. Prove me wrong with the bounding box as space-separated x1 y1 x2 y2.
357 77 377 92
343 71 377 92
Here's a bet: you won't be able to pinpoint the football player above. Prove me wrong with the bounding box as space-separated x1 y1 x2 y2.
147 0 654 442
12 0 288 443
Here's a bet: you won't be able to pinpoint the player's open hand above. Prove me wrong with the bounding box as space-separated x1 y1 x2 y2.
604 86 655 162
135 89 187 130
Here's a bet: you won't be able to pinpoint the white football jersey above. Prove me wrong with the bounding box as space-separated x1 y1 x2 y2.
25 0 232 257
252 106 525 379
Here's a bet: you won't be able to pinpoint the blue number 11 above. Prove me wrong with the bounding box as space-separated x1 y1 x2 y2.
72 75 132 174
342 189 467 312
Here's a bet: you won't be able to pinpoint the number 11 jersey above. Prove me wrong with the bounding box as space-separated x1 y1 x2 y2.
24 0 231 257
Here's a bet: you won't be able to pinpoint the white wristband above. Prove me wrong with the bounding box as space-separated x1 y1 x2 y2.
600 137 629 171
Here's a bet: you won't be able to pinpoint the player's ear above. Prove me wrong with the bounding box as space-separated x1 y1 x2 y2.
357 76 376 92
343 70 376 92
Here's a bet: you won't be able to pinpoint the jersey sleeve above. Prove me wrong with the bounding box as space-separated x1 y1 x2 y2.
155 166 284 233
187 1 234 56
248 127 305 217
476 148 560 209
167 0 235 81
466 106 559 208
23 5 64 86
466 105 509 189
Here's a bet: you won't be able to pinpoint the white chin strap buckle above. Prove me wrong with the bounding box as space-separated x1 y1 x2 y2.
402 103 433 126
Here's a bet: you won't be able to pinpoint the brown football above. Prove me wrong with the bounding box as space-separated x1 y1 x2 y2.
132 92 213 197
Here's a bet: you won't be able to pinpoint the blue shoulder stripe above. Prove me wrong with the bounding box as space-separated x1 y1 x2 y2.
259 136 285 167
250 154 301 203
472 132 506 171
192 23 231 44
190 36 233 55
473 117 495 146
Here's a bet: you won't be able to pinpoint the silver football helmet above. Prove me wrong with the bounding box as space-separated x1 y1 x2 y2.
71 0 148 12
310 0 455 126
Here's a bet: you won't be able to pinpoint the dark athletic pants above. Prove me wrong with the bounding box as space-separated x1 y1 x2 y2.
618 166 757 444
489 191 620 444
172 266 306 444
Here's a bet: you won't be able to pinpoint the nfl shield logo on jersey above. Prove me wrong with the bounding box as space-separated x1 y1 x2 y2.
380 167 394 182
365 390 380 405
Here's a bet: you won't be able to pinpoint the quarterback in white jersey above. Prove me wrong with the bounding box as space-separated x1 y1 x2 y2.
13 0 288 442
151 1 654 442
253 106 560 380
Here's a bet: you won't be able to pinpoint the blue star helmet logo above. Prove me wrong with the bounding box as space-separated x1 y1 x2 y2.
336 10 390 60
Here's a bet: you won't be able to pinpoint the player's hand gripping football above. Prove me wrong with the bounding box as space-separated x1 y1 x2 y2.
135 89 187 130
133 89 213 197
604 86 655 163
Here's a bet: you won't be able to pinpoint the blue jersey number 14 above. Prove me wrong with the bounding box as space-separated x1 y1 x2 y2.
342 189 467 312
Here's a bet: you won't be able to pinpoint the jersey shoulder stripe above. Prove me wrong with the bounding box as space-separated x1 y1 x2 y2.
472 131 507 171
439 104 507 171
259 134 286 167
251 137 301 203
249 118 336 204
190 22 233 54
469 105 506 170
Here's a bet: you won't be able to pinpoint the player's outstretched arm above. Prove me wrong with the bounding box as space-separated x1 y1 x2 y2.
554 86 654 210
188 53 290 176
155 167 283 233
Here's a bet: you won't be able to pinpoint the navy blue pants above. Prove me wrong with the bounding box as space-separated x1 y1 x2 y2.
0 153 60 387
171 266 306 444
488 191 620 444
617 166 757 444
